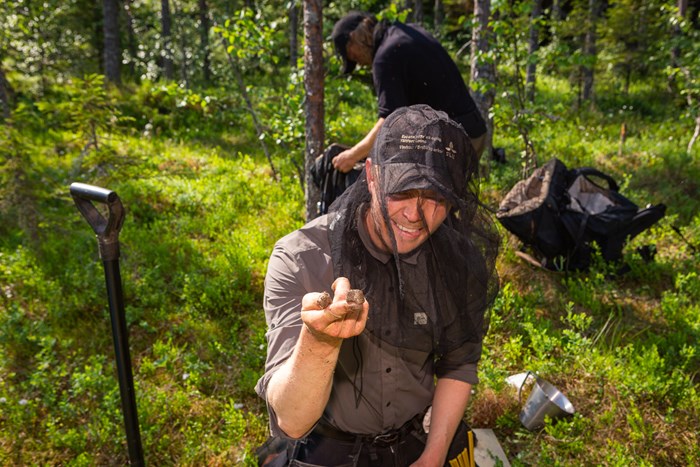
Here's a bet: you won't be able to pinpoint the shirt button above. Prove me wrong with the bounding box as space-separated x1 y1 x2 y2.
386 401 391 407
385 368 391 373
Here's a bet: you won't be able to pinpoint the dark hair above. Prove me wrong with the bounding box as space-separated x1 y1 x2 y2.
331 11 376 74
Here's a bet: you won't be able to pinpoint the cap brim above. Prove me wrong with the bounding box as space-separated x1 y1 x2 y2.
380 163 459 203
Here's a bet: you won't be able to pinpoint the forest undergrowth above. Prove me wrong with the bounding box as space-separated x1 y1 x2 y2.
1 73 699 465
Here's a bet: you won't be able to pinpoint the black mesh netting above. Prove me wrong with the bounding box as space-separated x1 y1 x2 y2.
327 105 500 356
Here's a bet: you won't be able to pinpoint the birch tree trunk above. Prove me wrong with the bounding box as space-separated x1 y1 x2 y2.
303 0 324 220
290 0 299 69
525 0 543 102
471 0 496 166
124 0 138 79
102 0 121 84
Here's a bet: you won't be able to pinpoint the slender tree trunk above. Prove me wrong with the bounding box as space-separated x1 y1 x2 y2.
688 115 700 154
471 0 496 170
161 0 174 80
124 0 138 79
434 0 444 30
552 0 563 22
290 0 299 69
526 0 543 102
550 0 564 44
102 0 121 84
303 0 324 221
671 0 688 67
199 0 212 85
220 37 278 180
172 2 189 87
669 0 688 91
581 0 600 102
0 64 14 120
413 0 424 24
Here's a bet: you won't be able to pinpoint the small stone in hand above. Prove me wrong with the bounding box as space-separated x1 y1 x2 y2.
316 291 332 309
346 289 365 305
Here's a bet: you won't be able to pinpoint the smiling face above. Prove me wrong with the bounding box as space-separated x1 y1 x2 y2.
365 163 449 254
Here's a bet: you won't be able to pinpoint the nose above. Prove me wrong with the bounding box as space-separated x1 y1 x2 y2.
402 199 422 222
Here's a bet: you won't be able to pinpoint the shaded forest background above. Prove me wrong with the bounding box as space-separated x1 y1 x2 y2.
1 0 699 465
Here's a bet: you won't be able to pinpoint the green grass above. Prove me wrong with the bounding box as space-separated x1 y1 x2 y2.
1 75 699 465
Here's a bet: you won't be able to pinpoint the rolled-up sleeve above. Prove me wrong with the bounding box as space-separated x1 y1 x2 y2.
434 341 482 385
254 245 306 402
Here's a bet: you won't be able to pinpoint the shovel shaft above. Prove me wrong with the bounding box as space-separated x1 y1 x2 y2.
103 259 144 465
71 183 144 465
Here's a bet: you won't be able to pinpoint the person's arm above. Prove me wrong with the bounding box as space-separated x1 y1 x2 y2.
266 277 369 439
332 118 385 173
411 378 472 467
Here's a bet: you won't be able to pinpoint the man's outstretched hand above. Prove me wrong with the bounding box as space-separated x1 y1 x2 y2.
301 277 368 342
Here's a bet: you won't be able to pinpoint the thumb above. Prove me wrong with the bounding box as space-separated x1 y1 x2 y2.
331 277 352 301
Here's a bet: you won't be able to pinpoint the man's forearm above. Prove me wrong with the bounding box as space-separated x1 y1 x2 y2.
266 279 369 438
418 378 472 466
267 326 342 438
333 118 386 172
353 117 385 160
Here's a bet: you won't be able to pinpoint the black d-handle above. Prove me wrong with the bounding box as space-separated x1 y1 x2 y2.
70 182 125 261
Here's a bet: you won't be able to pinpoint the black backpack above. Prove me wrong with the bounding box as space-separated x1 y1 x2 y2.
310 143 363 217
496 158 666 271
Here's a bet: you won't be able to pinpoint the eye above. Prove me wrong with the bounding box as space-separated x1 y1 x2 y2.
387 192 416 202
420 193 447 206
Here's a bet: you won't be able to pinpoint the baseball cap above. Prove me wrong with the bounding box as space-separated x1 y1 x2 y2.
331 11 373 75
370 105 476 200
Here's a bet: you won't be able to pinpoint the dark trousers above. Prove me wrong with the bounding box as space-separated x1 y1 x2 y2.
289 420 475 467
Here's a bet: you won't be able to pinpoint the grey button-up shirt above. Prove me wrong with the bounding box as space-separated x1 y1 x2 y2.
255 213 481 437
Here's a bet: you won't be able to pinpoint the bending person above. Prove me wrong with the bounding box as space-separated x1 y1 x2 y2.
330 11 488 173
256 105 500 466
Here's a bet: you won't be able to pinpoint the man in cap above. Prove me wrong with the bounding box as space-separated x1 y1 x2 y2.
330 12 488 174
256 105 500 466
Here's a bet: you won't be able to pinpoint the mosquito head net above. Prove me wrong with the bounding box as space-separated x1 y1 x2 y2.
328 104 500 355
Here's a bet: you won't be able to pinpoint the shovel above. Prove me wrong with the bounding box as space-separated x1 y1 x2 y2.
70 182 145 466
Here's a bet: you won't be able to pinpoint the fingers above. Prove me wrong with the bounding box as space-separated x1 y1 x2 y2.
316 291 332 309
332 152 353 173
331 277 351 297
301 292 329 311
346 289 365 305
331 278 364 310
302 279 368 339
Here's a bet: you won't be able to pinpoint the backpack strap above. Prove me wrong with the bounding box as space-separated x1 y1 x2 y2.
570 167 620 192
